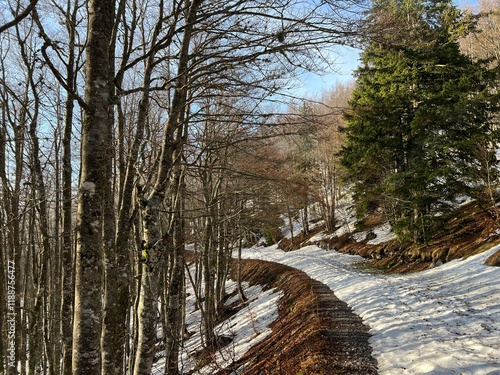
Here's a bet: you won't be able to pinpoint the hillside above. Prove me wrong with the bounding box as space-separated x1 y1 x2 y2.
288 200 500 272
239 244 500 374
222 259 377 374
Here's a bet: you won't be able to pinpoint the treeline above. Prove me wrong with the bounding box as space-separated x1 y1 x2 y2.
0 1 362 374
341 0 500 244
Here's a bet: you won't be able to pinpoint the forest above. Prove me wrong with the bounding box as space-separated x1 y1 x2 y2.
0 0 499 374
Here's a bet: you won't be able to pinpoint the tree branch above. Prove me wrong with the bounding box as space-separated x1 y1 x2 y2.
0 0 38 34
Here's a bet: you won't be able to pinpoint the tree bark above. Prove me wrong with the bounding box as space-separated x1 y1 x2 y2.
60 3 78 373
163 147 186 374
25 54 51 374
133 1 203 373
132 205 163 375
72 0 114 372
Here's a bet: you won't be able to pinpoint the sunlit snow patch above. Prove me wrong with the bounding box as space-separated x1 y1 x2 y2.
152 280 282 374
367 223 396 244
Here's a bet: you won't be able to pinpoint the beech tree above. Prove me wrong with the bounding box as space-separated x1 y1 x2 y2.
72 0 114 372
1 21 32 375
270 84 352 238
460 0 500 69
460 0 500 266
33 1 86 371
130 0 368 372
460 0 500 212
310 84 352 232
0 0 38 34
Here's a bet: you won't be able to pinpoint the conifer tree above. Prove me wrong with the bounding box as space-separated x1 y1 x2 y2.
341 0 497 243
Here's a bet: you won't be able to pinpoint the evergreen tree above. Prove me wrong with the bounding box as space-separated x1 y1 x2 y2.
341 0 498 243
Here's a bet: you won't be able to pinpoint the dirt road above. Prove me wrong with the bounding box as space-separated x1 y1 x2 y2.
222 259 378 375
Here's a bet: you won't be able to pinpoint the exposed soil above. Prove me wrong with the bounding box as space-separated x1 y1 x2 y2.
218 259 378 375
301 200 500 272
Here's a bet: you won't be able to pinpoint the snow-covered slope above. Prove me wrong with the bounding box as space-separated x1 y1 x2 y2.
152 280 282 375
240 244 500 374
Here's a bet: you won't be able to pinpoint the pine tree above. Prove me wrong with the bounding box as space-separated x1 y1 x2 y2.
341 0 497 243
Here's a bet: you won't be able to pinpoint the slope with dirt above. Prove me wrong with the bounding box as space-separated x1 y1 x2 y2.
220 259 378 375
194 199 500 374
221 200 500 374
301 200 500 272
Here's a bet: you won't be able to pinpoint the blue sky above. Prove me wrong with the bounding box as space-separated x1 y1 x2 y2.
298 0 480 98
298 46 360 98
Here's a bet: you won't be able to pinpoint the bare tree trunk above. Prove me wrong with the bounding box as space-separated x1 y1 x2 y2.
72 0 114 372
101 2 166 371
27 205 39 375
0 222 5 375
0 71 8 375
321 163 337 232
216 202 230 313
129 218 143 373
202 212 217 347
100 1 129 372
302 193 310 235
287 204 295 244
132 206 163 375
60 82 75 374
133 1 202 373
101 107 120 375
60 3 78 373
164 152 186 374
29 101 51 375
0 54 26 375
19 43 52 369
236 237 247 303
51 114 62 375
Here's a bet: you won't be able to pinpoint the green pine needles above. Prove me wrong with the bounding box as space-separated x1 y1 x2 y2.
341 0 499 244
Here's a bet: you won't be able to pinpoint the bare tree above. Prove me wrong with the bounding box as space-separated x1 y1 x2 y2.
460 0 500 268
0 0 368 372
460 0 500 68
1 20 34 374
71 0 115 372
33 0 86 372
311 83 353 232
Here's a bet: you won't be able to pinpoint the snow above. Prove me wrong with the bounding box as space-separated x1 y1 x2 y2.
152 279 282 374
153 205 498 375
367 223 397 244
353 223 397 244
280 205 325 241
240 244 500 375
